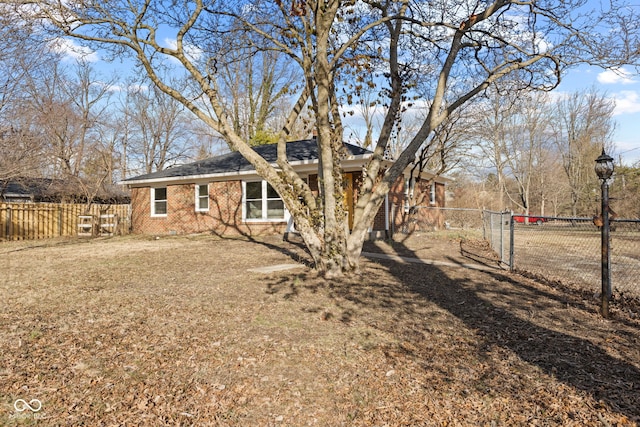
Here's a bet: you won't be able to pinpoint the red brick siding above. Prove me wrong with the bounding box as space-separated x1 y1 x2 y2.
391 180 446 233
130 181 287 236
130 175 446 236
388 177 406 232
372 200 386 231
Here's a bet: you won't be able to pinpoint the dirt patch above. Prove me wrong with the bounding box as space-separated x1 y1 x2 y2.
1 234 639 425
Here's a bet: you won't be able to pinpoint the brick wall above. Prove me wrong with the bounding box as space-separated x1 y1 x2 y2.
130 175 446 237
390 179 447 233
388 177 406 232
130 181 287 236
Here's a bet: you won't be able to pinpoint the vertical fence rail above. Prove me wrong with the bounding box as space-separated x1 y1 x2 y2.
0 203 131 241
482 210 512 267
509 215 515 271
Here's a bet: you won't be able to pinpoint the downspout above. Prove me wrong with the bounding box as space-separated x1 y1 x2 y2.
384 193 389 238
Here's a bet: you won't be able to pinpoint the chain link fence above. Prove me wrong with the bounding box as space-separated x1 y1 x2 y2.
483 211 640 297
394 207 640 298
392 206 484 235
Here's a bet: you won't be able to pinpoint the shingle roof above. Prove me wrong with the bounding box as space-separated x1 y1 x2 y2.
123 139 371 183
0 177 130 203
0 178 59 198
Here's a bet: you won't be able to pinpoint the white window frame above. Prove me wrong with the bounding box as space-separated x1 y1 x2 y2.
429 181 436 205
151 187 168 217
404 177 415 213
195 184 209 212
242 180 287 222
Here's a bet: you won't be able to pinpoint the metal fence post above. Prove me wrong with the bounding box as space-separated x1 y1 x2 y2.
489 214 502 260
499 211 504 264
509 212 515 272
482 211 487 241
601 178 612 318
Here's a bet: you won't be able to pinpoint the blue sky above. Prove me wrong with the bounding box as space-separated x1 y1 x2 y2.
57 34 640 167
557 65 640 166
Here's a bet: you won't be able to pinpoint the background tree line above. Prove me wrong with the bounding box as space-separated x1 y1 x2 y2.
451 86 629 219
1 28 638 217
0 23 308 202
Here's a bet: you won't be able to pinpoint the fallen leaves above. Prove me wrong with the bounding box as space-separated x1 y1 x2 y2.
0 235 638 425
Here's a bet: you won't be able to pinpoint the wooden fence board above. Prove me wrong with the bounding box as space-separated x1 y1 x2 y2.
0 203 130 241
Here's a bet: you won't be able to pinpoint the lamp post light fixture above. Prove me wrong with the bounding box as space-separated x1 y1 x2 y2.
595 149 615 318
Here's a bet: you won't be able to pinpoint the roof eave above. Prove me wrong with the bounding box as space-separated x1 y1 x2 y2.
120 168 263 186
402 166 453 183
120 153 375 187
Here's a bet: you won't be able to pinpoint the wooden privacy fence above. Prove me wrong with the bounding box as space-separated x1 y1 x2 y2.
0 203 131 241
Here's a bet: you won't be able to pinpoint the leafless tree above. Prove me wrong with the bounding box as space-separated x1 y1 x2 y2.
123 80 196 174
343 83 384 150
216 44 301 145
612 164 640 219
550 89 616 216
16 58 123 204
18 0 639 275
502 90 553 218
0 10 52 181
22 59 112 180
471 87 515 211
0 121 47 181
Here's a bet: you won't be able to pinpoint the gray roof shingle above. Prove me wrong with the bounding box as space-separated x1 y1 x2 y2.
124 139 371 182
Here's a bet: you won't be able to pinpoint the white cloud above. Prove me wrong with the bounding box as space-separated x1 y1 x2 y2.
103 82 149 94
49 37 99 62
597 68 636 85
547 90 570 103
612 90 640 115
162 37 203 62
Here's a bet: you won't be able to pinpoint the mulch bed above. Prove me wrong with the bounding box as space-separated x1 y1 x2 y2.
1 234 639 425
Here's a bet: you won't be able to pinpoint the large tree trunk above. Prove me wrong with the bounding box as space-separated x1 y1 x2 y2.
309 0 348 277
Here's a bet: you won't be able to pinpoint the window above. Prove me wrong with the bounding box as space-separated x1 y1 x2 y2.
429 181 436 205
404 177 415 213
151 187 167 216
195 184 209 212
243 181 285 221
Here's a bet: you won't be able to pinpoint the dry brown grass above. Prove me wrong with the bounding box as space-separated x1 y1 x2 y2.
1 234 639 426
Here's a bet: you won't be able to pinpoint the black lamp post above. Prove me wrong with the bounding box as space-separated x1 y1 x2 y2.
595 149 614 318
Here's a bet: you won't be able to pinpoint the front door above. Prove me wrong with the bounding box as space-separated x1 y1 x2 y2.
343 173 354 230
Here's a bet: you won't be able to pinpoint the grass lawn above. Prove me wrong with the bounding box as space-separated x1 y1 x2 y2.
1 234 639 426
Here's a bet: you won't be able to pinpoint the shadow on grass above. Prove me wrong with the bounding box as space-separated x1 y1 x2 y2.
404 264 639 420
208 230 314 269
265 236 640 422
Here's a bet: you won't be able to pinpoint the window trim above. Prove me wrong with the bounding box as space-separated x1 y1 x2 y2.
195 183 209 212
429 181 436 205
404 177 414 213
242 180 287 222
151 187 168 217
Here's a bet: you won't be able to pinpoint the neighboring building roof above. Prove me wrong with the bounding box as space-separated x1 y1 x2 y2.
123 139 371 185
0 177 130 204
0 178 65 202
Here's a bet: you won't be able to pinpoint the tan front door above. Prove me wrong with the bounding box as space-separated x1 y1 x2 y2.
343 173 354 230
